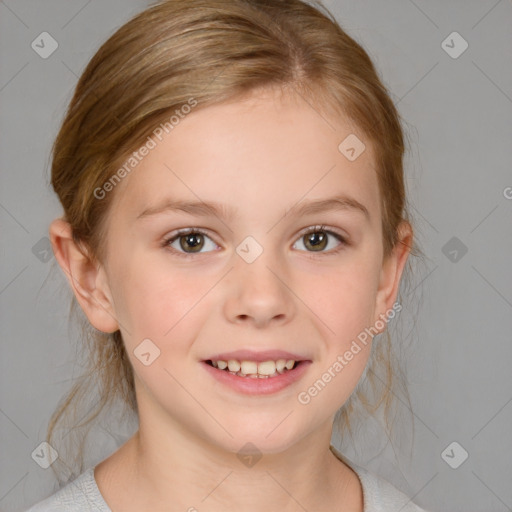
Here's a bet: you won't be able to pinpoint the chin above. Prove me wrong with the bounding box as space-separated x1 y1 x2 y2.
205 419 305 457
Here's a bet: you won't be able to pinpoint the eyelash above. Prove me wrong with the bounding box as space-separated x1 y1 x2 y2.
161 225 349 260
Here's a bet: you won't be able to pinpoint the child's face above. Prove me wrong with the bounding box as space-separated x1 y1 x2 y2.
98 88 397 454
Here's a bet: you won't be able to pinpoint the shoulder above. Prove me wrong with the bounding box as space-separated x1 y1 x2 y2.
330 445 430 512
353 464 430 512
24 467 111 512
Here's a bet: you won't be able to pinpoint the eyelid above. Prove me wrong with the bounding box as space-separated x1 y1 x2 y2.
161 227 220 259
295 224 348 241
292 224 349 256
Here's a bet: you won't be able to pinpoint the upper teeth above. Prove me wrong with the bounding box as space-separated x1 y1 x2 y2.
212 359 296 376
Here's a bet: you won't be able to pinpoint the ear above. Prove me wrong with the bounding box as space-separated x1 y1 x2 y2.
49 218 119 333
372 221 413 331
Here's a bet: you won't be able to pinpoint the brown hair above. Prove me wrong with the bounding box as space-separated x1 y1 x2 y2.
46 0 425 482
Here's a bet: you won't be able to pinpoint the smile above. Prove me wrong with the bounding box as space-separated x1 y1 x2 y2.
202 359 311 395
206 358 298 378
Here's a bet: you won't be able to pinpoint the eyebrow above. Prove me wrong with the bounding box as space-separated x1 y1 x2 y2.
136 195 370 222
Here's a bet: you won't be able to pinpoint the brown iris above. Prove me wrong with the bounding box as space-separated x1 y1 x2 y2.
179 233 205 253
303 230 328 251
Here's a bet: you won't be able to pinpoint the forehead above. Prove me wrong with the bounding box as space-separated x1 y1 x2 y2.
108 88 381 226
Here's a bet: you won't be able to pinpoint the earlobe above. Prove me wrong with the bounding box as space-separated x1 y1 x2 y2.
49 218 120 333
373 222 413 330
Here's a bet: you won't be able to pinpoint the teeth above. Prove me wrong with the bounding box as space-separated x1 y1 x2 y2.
258 361 277 376
240 360 258 374
228 360 241 372
276 359 286 372
210 359 297 377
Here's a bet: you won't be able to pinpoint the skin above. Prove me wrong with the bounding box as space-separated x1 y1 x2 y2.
50 86 412 511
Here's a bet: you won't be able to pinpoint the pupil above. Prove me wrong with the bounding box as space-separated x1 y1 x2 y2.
307 231 326 251
181 233 204 252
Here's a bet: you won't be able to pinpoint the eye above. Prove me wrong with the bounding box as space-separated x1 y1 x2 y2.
162 225 348 258
293 225 347 254
162 228 219 257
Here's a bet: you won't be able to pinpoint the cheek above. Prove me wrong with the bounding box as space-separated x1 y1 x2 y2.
296 268 377 411
301 262 380 344
108 252 199 341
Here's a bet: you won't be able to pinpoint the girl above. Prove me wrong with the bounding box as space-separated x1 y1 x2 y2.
27 0 430 510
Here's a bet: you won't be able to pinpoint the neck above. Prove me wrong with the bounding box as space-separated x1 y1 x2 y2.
97 420 362 511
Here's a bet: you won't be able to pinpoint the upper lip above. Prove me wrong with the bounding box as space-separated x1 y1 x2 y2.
204 350 310 363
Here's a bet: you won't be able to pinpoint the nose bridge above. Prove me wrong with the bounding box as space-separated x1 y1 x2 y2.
223 236 294 326
236 238 285 295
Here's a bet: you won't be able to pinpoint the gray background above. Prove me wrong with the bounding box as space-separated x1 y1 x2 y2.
1 1 511 511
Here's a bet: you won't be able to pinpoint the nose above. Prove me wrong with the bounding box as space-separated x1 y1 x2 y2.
222 250 295 329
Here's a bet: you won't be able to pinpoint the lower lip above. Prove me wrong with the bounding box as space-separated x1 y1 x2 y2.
202 361 312 395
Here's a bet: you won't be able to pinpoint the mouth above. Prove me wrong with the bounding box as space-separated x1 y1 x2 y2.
200 350 312 394
204 358 305 379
